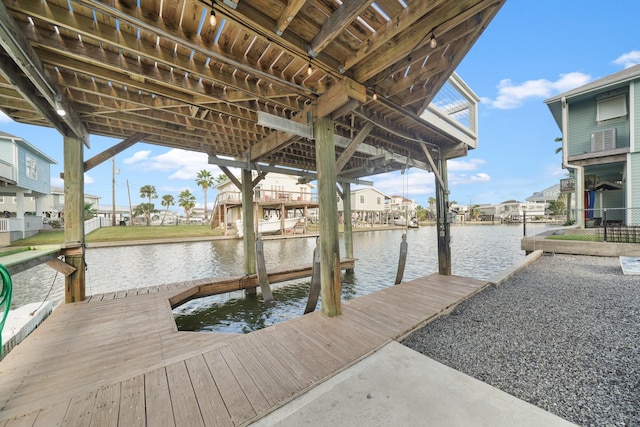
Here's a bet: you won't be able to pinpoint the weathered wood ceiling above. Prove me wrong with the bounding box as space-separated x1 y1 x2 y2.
0 0 505 179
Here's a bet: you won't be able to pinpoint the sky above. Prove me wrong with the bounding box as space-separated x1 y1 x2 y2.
1 1 640 210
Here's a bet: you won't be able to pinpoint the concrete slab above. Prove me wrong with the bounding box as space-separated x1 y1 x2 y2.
252 342 576 427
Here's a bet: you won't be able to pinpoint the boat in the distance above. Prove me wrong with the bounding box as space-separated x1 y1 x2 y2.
236 216 300 237
393 217 419 228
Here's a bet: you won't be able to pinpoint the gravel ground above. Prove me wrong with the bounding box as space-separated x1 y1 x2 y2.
402 254 640 427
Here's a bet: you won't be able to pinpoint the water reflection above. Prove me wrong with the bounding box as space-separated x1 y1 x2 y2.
11 224 554 333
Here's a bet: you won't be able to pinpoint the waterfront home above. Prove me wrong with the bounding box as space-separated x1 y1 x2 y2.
477 200 546 222
211 172 317 233
337 187 390 225
0 132 57 243
545 64 640 226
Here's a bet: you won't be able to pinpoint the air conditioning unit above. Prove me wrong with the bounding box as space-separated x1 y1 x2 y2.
591 128 616 152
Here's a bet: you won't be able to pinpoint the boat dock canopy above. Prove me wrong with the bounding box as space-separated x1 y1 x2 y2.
0 0 501 177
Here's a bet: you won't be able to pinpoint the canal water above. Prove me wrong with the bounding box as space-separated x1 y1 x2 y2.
10 223 555 333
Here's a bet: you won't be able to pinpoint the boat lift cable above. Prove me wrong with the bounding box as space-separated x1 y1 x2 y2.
0 263 13 356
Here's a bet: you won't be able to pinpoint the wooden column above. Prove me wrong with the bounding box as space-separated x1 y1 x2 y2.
63 135 86 302
342 182 354 273
241 169 256 279
315 116 341 317
435 156 452 275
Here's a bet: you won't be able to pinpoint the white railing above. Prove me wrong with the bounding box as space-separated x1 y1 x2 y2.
0 218 7 232
0 160 14 182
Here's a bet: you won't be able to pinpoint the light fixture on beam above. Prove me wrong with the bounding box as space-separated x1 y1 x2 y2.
307 58 313 76
54 96 66 116
209 1 217 27
429 29 437 48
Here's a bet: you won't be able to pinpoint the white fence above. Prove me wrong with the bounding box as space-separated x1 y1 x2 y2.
84 217 111 235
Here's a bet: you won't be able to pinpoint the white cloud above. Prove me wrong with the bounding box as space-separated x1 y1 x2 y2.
613 50 640 68
123 150 151 164
0 111 12 123
84 173 94 184
125 149 221 181
448 172 491 186
487 72 592 109
448 158 486 171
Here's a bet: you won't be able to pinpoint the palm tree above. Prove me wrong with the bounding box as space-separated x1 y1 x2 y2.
139 185 158 226
160 194 175 225
196 170 215 221
214 173 229 185
178 189 196 224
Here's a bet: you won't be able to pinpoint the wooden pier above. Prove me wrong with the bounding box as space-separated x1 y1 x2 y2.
0 273 488 426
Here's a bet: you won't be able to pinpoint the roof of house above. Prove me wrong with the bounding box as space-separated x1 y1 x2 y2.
0 132 58 164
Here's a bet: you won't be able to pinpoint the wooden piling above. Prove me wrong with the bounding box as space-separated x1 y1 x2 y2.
242 169 256 278
63 135 86 303
342 182 354 273
435 157 452 275
314 116 341 317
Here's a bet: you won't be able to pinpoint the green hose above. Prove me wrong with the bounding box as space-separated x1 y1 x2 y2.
0 264 12 357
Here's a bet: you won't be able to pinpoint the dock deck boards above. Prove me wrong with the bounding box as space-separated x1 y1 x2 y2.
0 274 488 426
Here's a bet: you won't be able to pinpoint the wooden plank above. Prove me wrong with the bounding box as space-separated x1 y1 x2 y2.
165 362 204 427
45 258 76 276
203 349 257 425
89 383 120 427
61 390 97 427
3 410 38 426
33 400 70 427
118 375 145 427
225 337 290 406
184 356 233 427
144 368 174 427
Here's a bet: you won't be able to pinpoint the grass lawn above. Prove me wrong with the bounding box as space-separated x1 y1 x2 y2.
546 234 602 242
10 225 224 247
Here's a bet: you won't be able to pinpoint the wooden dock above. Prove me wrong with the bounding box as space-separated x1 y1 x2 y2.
0 274 488 426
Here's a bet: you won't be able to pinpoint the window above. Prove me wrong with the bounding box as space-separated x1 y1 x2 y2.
377 197 381 205
360 195 365 204
0 196 4 203
26 155 38 179
597 95 627 123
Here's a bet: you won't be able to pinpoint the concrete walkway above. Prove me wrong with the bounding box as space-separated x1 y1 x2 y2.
253 342 576 426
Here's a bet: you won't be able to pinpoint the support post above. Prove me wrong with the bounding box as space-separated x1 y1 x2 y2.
342 182 354 273
63 135 86 302
241 169 256 292
315 116 341 317
435 156 451 275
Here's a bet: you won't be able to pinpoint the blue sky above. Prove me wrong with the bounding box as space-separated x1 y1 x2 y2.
1 1 640 209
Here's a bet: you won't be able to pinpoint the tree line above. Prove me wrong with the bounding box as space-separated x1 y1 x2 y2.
133 170 227 225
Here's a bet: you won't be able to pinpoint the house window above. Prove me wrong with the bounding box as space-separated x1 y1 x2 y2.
360 195 365 204
26 155 38 179
0 196 3 203
12 197 16 203
597 95 627 123
377 197 381 205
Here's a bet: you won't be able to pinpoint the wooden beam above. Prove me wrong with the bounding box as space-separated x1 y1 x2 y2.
84 132 148 172
316 78 366 119
335 122 374 173
249 104 315 161
341 0 445 71
45 258 77 276
419 143 447 191
219 166 242 191
241 169 256 277
0 1 89 145
309 0 374 56
274 0 306 36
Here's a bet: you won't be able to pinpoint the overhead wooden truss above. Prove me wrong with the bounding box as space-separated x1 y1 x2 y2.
0 0 505 178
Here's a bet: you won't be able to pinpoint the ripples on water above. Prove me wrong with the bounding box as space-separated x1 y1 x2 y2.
11 224 554 334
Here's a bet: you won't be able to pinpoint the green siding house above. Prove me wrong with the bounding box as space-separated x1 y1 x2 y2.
545 64 640 226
